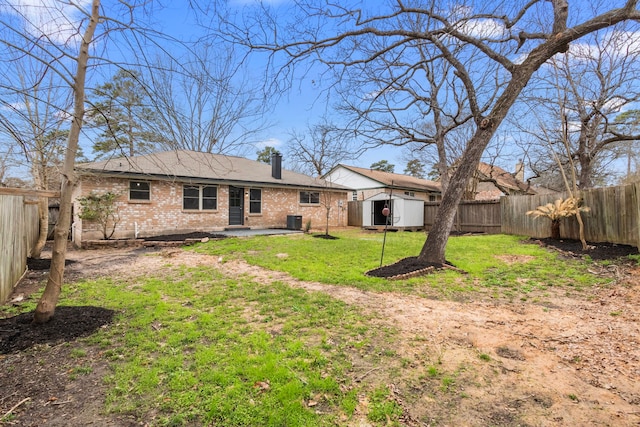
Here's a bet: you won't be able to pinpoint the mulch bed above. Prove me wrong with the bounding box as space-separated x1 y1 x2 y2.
0 306 115 354
26 257 75 271
532 237 638 261
313 234 339 240
366 257 454 279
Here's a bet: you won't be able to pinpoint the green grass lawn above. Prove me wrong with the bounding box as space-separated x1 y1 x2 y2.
63 267 398 426
193 230 613 301
4 231 626 426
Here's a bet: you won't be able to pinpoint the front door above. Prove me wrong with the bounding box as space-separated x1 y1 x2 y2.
228 186 244 226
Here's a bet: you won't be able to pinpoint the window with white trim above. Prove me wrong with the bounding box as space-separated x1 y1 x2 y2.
352 190 358 201
183 185 217 210
299 191 320 204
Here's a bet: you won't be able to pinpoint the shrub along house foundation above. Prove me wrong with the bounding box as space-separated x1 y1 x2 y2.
72 150 349 246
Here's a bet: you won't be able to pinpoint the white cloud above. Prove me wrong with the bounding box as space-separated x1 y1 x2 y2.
602 96 627 114
3 0 92 45
254 137 283 149
0 101 26 112
565 30 640 62
455 18 507 40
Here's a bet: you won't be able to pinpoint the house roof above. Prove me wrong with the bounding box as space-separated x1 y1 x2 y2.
76 150 348 190
326 164 441 192
476 162 534 194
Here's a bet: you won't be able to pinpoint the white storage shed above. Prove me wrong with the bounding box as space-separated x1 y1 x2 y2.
362 192 425 230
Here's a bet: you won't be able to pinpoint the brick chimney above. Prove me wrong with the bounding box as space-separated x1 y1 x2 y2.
515 160 524 182
271 152 282 179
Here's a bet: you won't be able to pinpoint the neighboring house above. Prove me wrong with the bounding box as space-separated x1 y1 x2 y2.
473 162 536 200
323 164 442 202
72 150 349 244
462 161 536 201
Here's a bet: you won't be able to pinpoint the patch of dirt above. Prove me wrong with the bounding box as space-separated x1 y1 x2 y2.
2 239 640 426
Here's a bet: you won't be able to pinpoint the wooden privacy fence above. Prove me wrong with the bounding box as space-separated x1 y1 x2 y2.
501 183 640 247
424 200 502 233
347 201 363 227
348 184 639 247
0 194 40 303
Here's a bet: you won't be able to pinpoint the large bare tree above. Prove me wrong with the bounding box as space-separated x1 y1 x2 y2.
33 0 100 324
517 24 640 189
222 0 640 264
0 59 72 258
146 43 270 156
286 118 355 176
0 0 202 323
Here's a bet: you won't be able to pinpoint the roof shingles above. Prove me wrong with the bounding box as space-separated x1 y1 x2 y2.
77 150 345 190
335 164 441 192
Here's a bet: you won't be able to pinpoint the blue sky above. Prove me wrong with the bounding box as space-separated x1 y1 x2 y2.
0 0 532 177
2 0 638 181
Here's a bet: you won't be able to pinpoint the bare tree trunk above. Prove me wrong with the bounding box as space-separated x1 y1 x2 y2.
33 0 100 324
30 166 48 259
418 126 494 264
551 219 561 240
414 0 606 263
325 207 330 236
30 197 49 258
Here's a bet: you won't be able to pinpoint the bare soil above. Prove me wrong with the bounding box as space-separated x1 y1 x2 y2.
1 238 639 426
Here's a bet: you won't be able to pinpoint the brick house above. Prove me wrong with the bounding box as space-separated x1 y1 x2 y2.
72 150 350 245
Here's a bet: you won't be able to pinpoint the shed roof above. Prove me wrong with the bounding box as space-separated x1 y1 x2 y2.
364 192 424 201
327 164 441 192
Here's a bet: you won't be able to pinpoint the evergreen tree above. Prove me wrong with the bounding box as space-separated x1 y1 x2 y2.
370 160 395 173
256 146 279 163
404 159 425 178
87 69 164 159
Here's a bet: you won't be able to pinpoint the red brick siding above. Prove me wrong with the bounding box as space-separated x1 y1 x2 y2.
72 176 348 243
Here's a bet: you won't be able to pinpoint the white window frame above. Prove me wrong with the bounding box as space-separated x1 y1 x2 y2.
182 185 218 211
299 190 320 205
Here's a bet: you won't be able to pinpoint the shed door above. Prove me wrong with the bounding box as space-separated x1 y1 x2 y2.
229 186 244 225
372 199 393 226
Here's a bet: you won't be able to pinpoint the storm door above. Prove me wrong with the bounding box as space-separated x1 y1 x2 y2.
228 186 244 225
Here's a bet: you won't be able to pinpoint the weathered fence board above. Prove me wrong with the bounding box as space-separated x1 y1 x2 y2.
0 194 40 303
501 184 640 248
347 201 363 227
425 200 502 234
